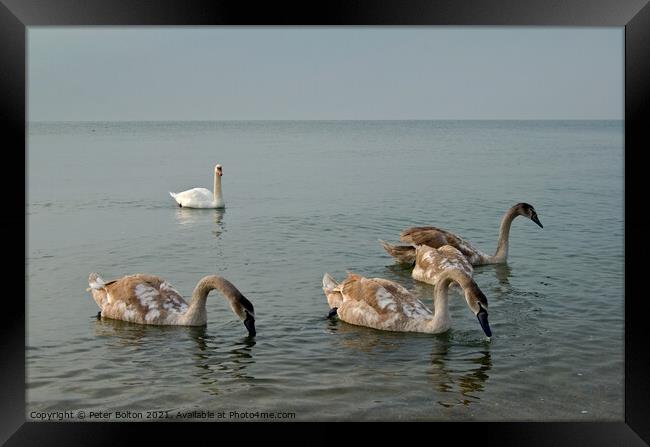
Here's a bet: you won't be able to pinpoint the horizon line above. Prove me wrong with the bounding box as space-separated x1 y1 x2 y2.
28 118 624 123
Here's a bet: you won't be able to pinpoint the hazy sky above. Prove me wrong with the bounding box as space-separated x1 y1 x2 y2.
28 27 623 121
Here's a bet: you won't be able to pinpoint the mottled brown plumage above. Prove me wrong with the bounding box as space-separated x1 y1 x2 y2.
411 245 474 286
322 270 491 336
395 202 543 265
87 273 255 335
401 226 484 263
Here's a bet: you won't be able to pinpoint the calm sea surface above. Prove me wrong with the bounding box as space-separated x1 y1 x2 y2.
27 120 623 421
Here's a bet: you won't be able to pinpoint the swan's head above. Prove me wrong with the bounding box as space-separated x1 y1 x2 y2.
243 310 256 337
515 202 543 228
464 283 492 338
215 164 223 177
235 295 255 337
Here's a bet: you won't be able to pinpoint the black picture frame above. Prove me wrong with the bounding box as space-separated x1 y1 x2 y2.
4 0 648 444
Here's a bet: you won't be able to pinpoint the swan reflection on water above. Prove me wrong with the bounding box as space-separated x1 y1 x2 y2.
325 317 405 353
492 262 512 287
189 325 257 395
93 317 256 395
429 341 492 408
326 280 493 408
94 316 151 346
472 262 512 289
325 317 491 408
174 208 226 238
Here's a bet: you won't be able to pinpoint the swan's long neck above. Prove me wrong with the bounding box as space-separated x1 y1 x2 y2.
429 269 472 333
491 206 520 263
213 171 222 203
183 275 252 326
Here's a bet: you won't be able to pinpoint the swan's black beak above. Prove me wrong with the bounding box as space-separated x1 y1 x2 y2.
531 214 543 228
327 307 338 319
477 308 492 337
244 316 256 337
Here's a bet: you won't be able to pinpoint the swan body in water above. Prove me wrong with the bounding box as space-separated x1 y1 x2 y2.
87 273 255 335
383 202 543 265
170 164 225 208
322 267 490 337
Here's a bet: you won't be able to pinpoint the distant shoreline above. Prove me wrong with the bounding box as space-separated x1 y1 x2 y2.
28 118 624 123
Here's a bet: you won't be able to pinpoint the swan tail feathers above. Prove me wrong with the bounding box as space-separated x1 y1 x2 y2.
322 273 339 294
169 192 177 200
323 273 344 310
87 272 107 291
379 240 416 265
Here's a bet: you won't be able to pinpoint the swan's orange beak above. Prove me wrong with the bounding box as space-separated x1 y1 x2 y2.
216 167 223 177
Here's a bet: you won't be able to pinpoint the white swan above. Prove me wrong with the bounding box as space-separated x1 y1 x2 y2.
322 269 491 337
383 202 543 265
169 164 225 208
87 272 255 335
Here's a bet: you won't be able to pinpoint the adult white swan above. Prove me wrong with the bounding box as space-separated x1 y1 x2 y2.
382 202 543 265
87 272 255 335
169 164 225 208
